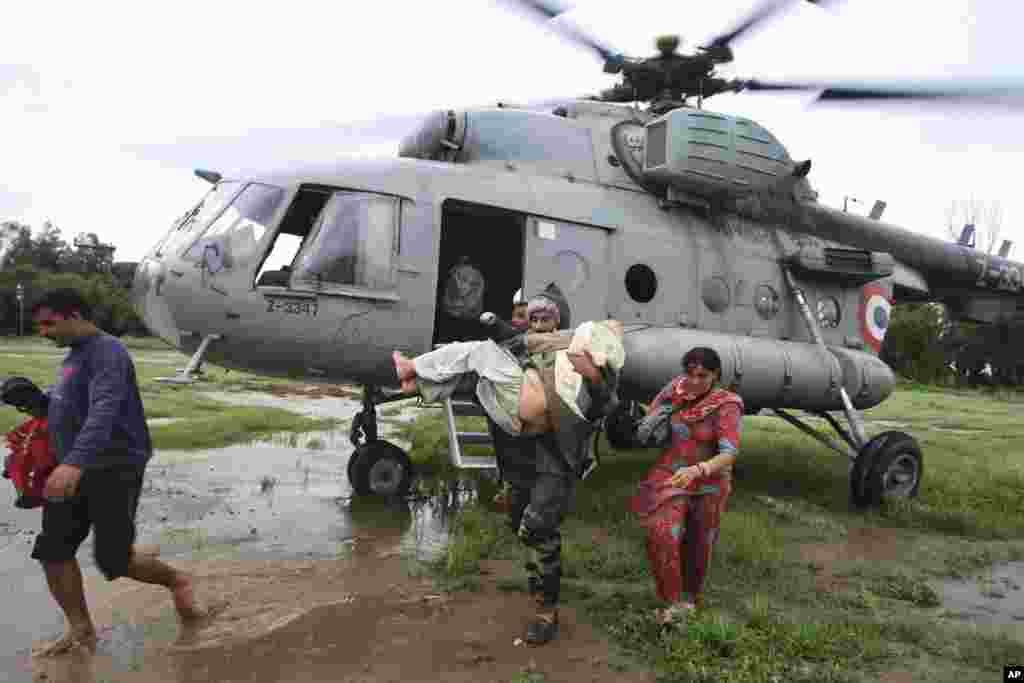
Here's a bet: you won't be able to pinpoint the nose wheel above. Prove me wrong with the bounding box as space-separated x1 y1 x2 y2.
349 441 413 497
346 385 414 497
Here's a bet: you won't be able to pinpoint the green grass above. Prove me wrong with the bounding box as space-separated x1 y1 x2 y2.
418 383 1024 682
0 335 338 449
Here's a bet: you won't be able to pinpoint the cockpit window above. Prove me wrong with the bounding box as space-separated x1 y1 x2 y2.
292 191 398 291
157 181 242 258
182 183 285 272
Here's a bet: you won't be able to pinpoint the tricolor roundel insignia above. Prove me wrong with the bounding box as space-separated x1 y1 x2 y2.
859 284 892 352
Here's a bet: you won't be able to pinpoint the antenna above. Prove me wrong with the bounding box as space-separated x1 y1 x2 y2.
957 224 976 248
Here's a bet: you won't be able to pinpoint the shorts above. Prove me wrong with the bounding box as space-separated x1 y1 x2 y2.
30 464 145 580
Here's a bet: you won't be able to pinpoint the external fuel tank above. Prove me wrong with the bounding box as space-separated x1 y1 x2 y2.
619 325 894 412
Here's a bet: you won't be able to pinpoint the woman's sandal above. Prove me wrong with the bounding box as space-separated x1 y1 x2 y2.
654 602 696 626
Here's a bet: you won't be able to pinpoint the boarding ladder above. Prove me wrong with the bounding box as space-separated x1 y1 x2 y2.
442 393 497 470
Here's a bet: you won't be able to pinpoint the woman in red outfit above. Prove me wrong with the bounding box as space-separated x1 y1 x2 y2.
631 347 743 623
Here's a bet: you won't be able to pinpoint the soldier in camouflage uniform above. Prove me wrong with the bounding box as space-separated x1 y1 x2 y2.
482 287 585 643
394 292 623 645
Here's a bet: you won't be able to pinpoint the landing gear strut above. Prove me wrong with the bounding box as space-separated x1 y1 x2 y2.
781 267 923 509
347 385 414 497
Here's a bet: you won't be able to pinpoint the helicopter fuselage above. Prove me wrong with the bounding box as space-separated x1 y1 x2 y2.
132 100 1024 415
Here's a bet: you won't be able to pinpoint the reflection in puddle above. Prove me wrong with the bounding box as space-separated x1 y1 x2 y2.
937 561 1024 625
2 421 495 680
149 425 492 563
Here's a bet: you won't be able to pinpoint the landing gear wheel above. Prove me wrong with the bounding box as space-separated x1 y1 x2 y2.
850 431 923 509
349 441 413 497
605 401 642 450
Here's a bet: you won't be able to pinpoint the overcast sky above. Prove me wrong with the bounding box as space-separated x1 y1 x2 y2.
2 0 1022 262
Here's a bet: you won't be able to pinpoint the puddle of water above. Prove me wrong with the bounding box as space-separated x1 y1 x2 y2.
199 390 373 423
0 395 491 679
937 561 1024 626
148 419 484 561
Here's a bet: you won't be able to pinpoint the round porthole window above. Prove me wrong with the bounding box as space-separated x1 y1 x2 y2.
625 264 657 303
755 285 780 319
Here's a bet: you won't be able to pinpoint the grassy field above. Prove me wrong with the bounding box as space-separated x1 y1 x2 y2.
0 335 338 449
405 383 1024 682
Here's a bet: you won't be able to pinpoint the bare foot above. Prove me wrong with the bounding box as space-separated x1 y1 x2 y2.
171 574 207 622
393 351 417 382
32 628 98 657
173 599 230 648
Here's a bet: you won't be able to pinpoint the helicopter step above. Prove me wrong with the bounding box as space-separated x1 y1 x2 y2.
442 395 497 470
155 333 220 385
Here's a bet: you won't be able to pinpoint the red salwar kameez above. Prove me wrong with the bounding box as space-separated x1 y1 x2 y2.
631 379 743 606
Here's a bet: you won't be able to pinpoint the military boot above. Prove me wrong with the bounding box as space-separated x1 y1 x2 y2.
526 608 559 646
525 567 561 645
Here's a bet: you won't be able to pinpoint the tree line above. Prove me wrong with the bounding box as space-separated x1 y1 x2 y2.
0 220 147 337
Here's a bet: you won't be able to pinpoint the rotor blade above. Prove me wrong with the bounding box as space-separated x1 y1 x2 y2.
740 78 1024 105
499 0 622 63
121 114 423 172
702 0 834 57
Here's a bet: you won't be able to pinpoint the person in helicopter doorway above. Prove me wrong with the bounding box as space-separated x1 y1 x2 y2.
630 347 743 625
439 255 487 340
392 289 622 645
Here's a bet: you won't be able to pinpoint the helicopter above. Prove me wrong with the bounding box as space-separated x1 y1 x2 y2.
128 0 1024 508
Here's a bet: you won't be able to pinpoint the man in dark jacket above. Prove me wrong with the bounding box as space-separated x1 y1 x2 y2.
28 288 208 656
457 284 621 644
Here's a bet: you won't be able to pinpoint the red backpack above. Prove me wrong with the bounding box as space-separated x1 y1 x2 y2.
1 377 54 509
3 416 55 508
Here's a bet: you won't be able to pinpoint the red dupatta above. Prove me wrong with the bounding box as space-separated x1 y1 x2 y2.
630 383 742 524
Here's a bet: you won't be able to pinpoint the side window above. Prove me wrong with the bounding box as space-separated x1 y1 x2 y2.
292 192 398 291
183 183 285 271
157 181 242 257
254 187 332 288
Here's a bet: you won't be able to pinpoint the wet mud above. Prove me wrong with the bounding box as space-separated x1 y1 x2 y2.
799 526 904 592
27 556 653 683
801 529 1024 636
1 387 649 682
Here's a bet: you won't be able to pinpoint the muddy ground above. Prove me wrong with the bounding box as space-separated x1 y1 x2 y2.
6 382 1024 682
2 384 653 683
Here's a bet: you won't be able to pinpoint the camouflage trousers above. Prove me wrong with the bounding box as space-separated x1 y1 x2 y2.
490 420 574 609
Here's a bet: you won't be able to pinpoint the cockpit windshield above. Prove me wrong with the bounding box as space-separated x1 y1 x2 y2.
156 181 242 258
183 183 285 273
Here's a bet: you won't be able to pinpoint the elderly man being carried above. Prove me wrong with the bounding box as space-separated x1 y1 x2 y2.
392 307 625 645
